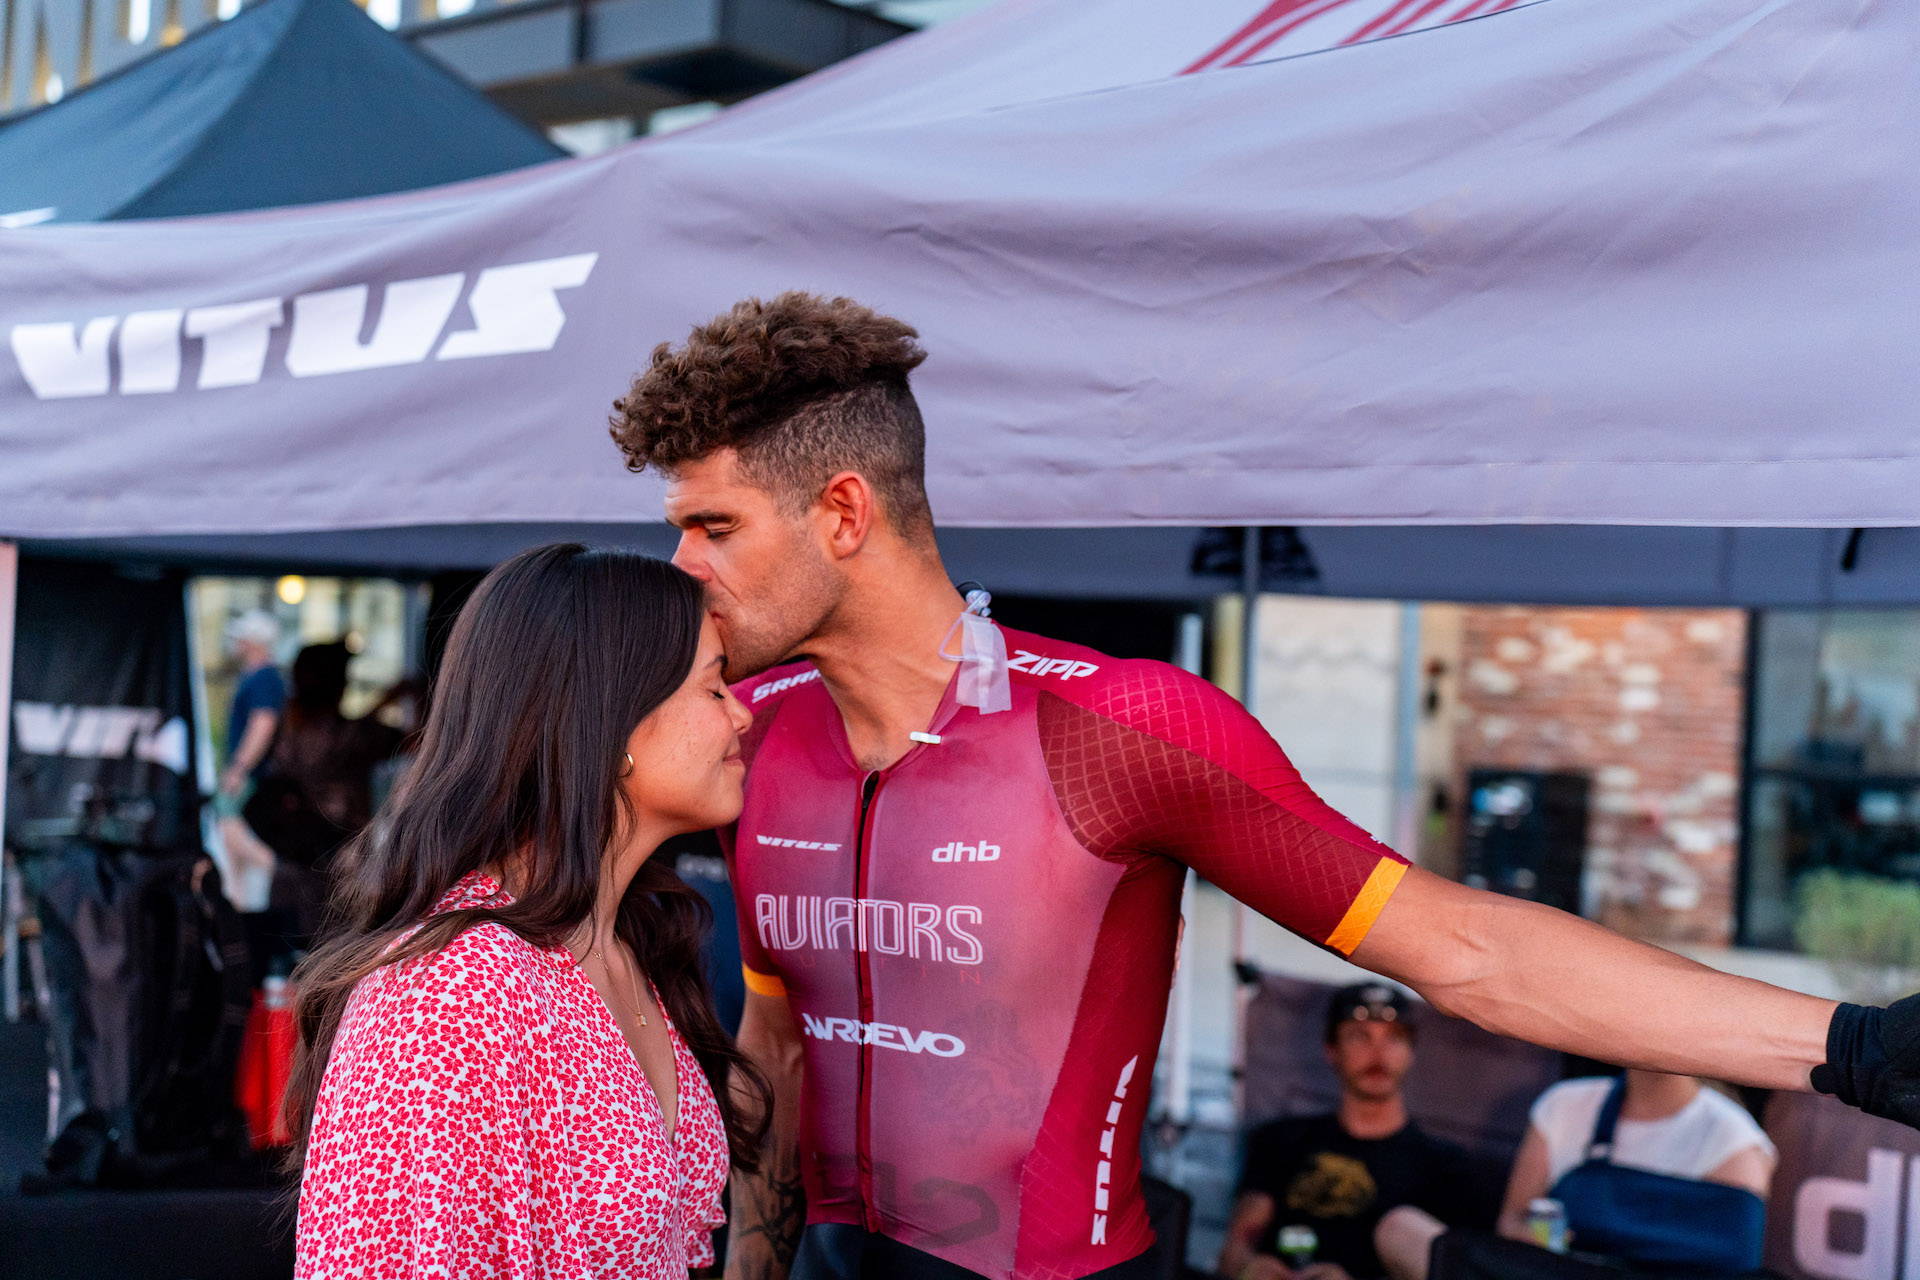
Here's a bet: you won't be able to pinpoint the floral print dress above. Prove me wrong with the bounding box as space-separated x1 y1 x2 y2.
297 873 728 1278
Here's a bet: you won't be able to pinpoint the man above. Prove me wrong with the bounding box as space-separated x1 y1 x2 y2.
609 292 1916 1280
1219 985 1466 1280
220 610 284 799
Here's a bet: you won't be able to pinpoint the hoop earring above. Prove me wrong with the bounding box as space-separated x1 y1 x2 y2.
620 752 634 777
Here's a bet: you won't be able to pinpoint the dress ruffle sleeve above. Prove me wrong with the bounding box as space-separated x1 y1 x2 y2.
685 1181 726 1268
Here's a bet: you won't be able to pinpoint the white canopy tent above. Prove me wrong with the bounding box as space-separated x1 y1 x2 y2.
5 0 1917 1141
5 0 1917 893
4 0 1916 574
8 0 1918 885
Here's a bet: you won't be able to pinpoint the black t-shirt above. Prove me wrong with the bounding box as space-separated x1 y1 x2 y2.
1239 1114 1468 1280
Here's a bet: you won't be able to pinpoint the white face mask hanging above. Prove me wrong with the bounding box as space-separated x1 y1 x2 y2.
939 587 1011 715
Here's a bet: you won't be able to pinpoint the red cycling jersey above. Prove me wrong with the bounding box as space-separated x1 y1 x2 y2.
725 625 1408 1280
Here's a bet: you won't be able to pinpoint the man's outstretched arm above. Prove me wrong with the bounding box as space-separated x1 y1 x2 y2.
728 988 807 1280
1047 663 1901 1117
1352 865 1835 1092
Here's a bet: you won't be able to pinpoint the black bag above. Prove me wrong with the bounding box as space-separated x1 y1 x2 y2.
1430 1229 1781 1280
1432 1231 1649 1279
22 839 254 1190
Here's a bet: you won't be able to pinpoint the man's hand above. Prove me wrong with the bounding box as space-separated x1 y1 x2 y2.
1813 994 1920 1128
1218 1191 1280 1280
224 707 278 799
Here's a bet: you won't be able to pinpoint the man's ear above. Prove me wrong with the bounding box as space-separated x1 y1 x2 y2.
817 470 875 560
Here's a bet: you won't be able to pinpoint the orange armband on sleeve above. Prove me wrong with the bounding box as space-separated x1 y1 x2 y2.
742 964 787 998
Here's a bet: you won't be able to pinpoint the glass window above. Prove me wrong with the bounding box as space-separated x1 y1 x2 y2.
825 0 998 27
1743 609 1920 949
190 575 424 762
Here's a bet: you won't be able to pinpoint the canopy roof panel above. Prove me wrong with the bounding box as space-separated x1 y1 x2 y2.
0 0 563 224
2 0 1915 604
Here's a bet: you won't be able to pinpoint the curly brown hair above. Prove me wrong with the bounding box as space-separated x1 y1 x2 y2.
610 292 933 536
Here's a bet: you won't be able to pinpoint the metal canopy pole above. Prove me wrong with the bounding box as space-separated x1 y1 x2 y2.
0 542 18 1021
1231 526 1261 1113
1165 612 1206 1129
0 540 14 836
1392 603 1423 857
1238 526 1260 711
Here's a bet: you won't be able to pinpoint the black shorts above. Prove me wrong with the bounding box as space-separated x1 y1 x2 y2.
791 1224 1158 1280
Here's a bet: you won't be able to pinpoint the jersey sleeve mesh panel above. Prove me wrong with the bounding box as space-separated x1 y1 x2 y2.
1035 660 1407 954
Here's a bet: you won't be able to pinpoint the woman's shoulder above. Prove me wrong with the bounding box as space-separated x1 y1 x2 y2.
352 921 559 1043
394 919 559 986
1689 1085 1773 1144
1529 1076 1612 1129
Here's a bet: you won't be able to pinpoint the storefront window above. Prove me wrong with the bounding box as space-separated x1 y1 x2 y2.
1744 610 1920 949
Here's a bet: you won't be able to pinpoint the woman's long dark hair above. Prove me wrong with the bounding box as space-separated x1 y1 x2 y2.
284 543 768 1171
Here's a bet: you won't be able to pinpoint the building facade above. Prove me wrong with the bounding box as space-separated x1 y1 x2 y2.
1 0 939 124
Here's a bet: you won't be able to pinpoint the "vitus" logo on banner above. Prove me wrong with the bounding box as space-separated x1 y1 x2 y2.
11 703 191 774
9 253 597 399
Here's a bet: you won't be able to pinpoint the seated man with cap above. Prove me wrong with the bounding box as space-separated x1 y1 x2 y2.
1220 984 1470 1280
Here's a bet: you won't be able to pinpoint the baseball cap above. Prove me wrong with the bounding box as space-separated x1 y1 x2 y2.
1324 981 1414 1042
225 610 280 648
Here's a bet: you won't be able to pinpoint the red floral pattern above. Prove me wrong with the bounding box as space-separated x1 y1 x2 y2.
296 872 728 1278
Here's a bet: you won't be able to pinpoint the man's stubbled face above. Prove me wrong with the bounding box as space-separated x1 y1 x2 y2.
666 450 841 683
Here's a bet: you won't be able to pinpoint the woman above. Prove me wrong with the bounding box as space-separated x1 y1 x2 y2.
1377 1070 1774 1280
287 544 766 1278
264 640 408 850
1496 1070 1774 1269
246 641 409 949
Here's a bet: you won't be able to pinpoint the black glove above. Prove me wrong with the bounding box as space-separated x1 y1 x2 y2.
1811 995 1920 1127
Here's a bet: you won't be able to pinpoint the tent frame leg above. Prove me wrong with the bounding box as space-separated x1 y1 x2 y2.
1238 527 1260 709
1 541 18 1022
1163 612 1206 1134
1231 527 1261 1117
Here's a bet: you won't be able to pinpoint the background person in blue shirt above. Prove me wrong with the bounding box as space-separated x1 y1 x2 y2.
222 610 286 798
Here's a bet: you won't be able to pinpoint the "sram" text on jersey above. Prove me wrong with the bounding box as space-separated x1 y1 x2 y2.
752 669 822 703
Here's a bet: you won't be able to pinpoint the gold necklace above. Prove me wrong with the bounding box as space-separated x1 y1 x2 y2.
588 943 649 1028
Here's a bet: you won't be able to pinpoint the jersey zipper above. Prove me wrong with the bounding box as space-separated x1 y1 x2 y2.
853 769 883 1233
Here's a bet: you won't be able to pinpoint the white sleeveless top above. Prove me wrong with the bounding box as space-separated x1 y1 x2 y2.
1531 1077 1775 1187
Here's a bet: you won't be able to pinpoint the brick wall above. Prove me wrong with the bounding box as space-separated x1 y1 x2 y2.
1449 607 1748 946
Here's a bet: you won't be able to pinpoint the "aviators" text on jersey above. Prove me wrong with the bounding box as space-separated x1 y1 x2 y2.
755 894 985 966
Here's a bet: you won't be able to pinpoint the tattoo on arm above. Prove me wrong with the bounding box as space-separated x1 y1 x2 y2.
730 1159 805 1276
